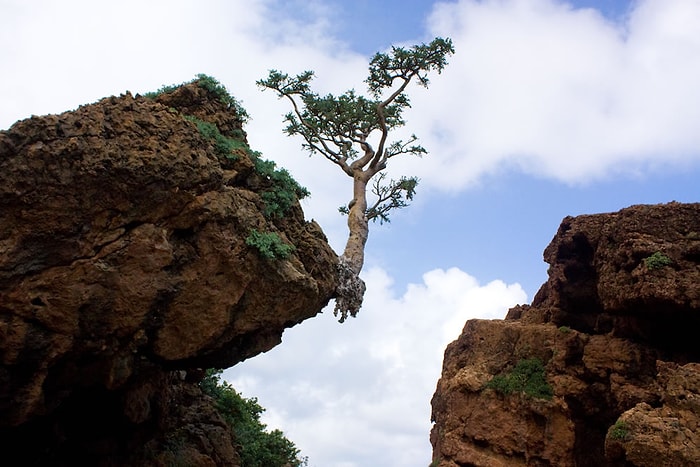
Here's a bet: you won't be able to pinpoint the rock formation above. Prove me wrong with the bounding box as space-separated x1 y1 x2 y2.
0 78 338 465
431 203 700 467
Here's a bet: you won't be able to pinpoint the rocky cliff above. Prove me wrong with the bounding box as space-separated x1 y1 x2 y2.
0 78 338 465
431 202 700 467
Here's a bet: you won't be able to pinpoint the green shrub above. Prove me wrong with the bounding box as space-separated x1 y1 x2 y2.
185 115 309 218
200 370 307 467
185 117 309 218
146 75 307 218
252 157 310 218
144 74 249 123
142 82 181 99
185 115 243 160
643 251 673 270
485 358 553 400
558 326 572 334
195 74 250 122
609 420 630 441
245 230 295 259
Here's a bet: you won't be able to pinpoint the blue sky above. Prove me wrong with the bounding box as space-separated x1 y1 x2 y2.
2 1 699 466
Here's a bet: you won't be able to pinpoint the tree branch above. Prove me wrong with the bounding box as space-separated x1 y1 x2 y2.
364 174 418 224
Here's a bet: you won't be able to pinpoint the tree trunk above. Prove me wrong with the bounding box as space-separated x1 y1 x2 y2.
334 171 370 322
341 172 370 274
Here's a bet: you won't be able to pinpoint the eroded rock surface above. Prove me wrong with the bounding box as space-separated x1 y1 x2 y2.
431 203 700 467
0 80 338 465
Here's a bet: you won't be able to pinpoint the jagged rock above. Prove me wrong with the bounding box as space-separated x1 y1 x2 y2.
431 203 700 467
604 362 700 467
0 79 338 465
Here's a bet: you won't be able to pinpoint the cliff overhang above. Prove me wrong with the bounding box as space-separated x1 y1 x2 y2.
0 77 338 465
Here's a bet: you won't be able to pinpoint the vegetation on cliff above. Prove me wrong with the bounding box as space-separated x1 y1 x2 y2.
431 203 700 467
147 74 310 222
485 357 553 400
201 370 307 467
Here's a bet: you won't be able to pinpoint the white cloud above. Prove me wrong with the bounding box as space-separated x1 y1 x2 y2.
225 266 527 467
3 1 699 199
394 0 700 190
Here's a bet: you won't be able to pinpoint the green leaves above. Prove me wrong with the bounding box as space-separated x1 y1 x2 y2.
268 83 405 164
200 370 308 466
145 74 250 123
609 420 631 441
245 229 295 260
195 74 250 122
643 251 673 270
185 115 242 160
366 175 419 224
485 358 553 400
257 37 454 170
257 70 314 96
366 37 455 97
339 174 420 224
251 155 310 218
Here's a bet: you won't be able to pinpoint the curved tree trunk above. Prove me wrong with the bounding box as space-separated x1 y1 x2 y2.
334 171 371 322
341 173 370 274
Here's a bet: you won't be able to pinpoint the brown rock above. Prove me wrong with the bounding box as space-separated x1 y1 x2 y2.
605 362 700 467
0 79 338 465
431 203 700 467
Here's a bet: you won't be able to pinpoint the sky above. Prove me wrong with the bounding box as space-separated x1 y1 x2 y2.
2 1 699 466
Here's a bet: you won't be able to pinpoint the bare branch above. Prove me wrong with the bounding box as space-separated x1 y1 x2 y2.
365 174 419 224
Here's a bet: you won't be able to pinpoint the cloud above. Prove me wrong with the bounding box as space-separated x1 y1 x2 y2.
392 0 700 190
3 1 699 201
225 266 527 467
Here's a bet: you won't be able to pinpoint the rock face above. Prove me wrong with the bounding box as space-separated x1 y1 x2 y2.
0 79 338 465
431 203 700 467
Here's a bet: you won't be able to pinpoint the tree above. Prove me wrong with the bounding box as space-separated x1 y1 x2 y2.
258 37 454 322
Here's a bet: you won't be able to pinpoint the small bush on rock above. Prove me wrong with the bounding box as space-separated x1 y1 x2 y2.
185 115 242 160
144 74 249 123
252 157 310 218
195 73 250 122
486 358 553 400
245 230 295 260
643 251 672 270
609 420 631 441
